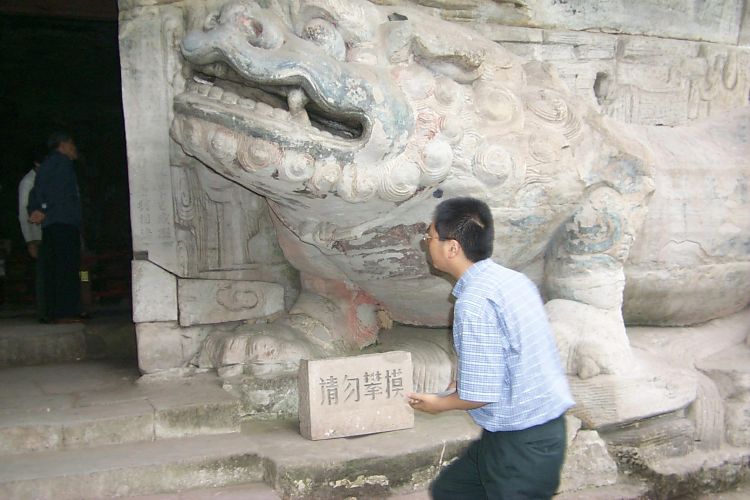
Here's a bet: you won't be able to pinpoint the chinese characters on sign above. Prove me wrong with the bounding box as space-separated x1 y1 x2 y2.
299 351 414 440
319 369 405 406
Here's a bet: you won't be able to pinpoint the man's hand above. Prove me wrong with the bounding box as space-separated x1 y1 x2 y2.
408 392 446 414
408 386 487 415
28 210 45 224
27 241 40 259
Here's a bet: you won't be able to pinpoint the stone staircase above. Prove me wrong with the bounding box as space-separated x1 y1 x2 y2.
2 312 749 499
0 316 479 499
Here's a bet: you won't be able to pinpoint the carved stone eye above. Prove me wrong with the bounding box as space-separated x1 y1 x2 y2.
302 18 346 61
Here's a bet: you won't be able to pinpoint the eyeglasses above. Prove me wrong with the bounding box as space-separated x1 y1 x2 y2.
421 233 434 242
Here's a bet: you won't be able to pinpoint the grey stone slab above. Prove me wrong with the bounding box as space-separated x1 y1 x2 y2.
3 403 687 500
0 375 43 400
62 411 154 450
177 279 285 326
120 482 281 500
298 351 414 440
0 362 247 454
34 362 140 394
0 399 155 454
0 325 86 367
132 260 178 323
136 322 186 373
146 374 242 438
0 433 265 499
644 447 750 499
554 479 649 500
0 393 75 412
0 422 62 454
154 400 240 439
245 412 479 498
119 4 179 273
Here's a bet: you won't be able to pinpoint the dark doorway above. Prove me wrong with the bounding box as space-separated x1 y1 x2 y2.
0 3 131 310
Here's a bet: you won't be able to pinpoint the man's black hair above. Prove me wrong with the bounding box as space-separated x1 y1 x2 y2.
46 131 73 151
433 197 494 262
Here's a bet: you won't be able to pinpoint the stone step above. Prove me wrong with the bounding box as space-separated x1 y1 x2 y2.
0 413 480 499
0 322 86 368
121 482 282 499
619 445 750 498
0 433 264 499
0 362 240 455
554 479 649 500
0 311 138 369
648 446 750 498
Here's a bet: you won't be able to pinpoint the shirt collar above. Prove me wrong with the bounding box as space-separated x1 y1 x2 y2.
452 258 493 298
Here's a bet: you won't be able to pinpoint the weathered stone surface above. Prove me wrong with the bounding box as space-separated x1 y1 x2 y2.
623 111 750 326
121 0 749 386
298 351 413 440
131 260 178 323
0 324 85 368
135 322 186 373
697 342 750 447
119 4 180 272
442 0 746 45
602 412 696 459
177 278 285 326
568 351 697 430
118 0 750 492
559 422 618 493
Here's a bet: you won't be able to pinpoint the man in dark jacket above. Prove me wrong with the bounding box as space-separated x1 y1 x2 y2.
28 132 83 323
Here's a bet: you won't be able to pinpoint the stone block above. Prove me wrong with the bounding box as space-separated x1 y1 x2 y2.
136 322 185 373
0 325 86 368
177 279 285 326
132 260 178 323
299 351 413 440
154 400 240 439
0 423 62 454
119 4 179 272
559 429 618 493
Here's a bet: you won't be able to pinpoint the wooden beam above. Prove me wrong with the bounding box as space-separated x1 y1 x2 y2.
0 0 118 21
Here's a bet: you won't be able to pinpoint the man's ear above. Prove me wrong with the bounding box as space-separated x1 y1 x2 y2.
447 239 461 258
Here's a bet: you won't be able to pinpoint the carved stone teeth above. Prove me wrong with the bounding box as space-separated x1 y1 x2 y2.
291 110 311 126
272 107 289 120
208 86 224 99
195 84 210 96
255 102 274 116
287 88 308 113
287 88 310 124
221 92 239 104
239 98 256 109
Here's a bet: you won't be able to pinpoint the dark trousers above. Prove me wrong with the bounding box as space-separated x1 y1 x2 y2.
42 223 81 320
35 243 46 321
430 414 567 500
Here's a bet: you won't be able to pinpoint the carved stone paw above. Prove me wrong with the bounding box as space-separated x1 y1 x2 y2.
545 299 633 379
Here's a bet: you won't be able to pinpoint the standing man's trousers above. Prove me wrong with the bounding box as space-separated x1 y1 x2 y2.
42 223 81 321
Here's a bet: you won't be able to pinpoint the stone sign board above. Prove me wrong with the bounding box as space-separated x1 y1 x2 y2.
298 351 413 440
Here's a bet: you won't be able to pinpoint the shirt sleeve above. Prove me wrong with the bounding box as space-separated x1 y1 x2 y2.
18 178 36 242
454 312 506 403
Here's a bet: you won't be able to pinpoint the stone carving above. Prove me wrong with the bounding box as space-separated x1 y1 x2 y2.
165 0 745 395
170 0 658 378
118 0 750 494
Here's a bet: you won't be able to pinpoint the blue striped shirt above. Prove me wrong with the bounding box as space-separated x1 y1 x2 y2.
452 259 574 431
